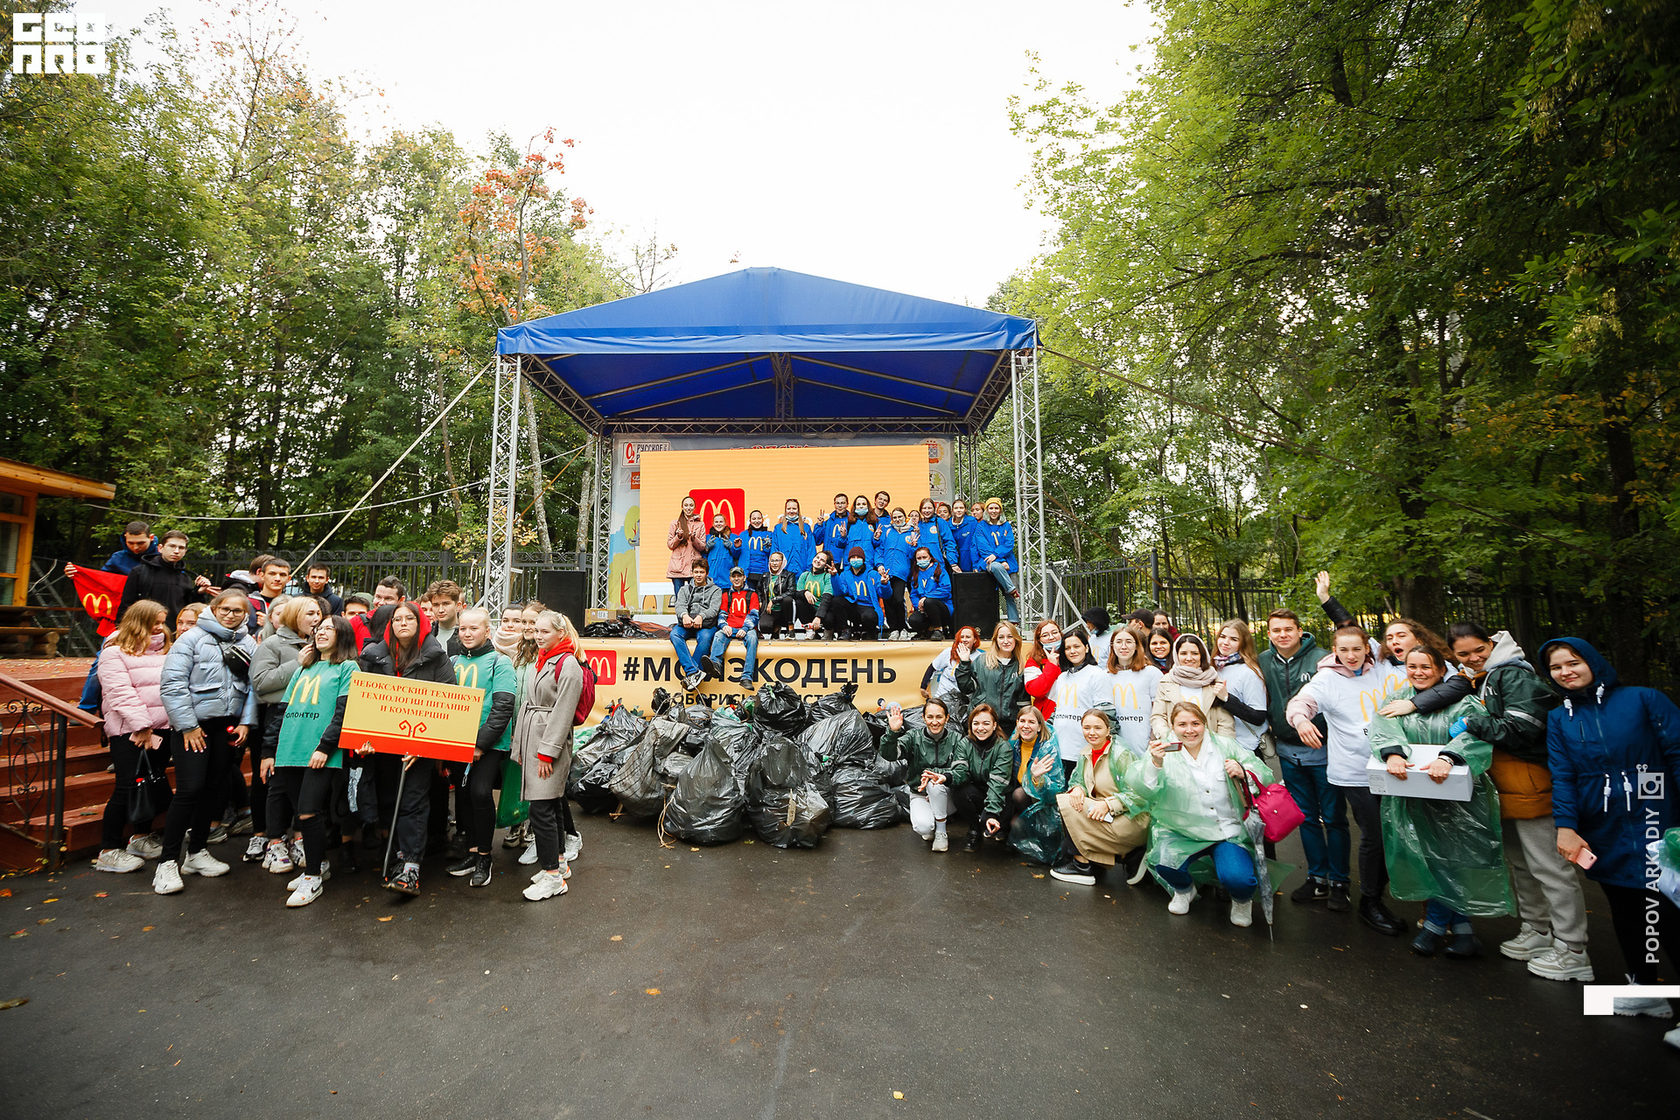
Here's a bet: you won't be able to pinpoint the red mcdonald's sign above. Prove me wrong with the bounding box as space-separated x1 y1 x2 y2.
586 648 617 686
690 488 746 534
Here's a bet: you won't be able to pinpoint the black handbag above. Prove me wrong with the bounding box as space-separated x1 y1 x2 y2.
128 747 173 825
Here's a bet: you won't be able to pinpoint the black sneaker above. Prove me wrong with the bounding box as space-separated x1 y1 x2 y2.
1290 877 1330 904
468 854 494 888
1326 883 1352 912
386 861 421 896
962 828 983 853
446 853 478 878
700 656 719 680
1050 859 1096 886
1359 895 1406 936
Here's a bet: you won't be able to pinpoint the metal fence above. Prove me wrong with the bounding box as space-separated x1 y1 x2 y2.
1046 559 1285 638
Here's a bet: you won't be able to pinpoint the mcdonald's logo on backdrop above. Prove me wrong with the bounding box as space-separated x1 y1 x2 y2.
587 649 617 686
690 488 746 534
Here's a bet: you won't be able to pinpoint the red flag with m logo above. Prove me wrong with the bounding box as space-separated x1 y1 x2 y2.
71 568 126 636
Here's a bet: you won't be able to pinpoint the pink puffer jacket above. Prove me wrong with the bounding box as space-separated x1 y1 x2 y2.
98 635 171 737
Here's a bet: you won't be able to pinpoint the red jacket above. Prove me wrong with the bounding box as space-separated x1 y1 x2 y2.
721 589 760 630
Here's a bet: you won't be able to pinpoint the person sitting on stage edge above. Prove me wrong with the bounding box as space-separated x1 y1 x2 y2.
670 560 722 690
760 551 810 639
707 567 761 687
826 546 888 640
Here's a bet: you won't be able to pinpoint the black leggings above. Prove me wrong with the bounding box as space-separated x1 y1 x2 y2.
1337 783 1389 899
274 766 334 875
161 724 236 858
529 798 565 872
762 597 816 635
906 598 952 638
100 733 146 850
1600 882 1680 985
463 750 507 852
882 577 908 632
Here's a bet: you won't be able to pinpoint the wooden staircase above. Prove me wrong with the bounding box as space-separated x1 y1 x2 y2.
0 658 111 871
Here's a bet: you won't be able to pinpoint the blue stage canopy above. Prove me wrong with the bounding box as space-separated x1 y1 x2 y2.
496 267 1037 437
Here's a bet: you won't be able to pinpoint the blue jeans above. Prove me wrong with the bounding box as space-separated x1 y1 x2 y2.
986 560 1019 623
1424 898 1472 936
671 577 691 599
669 624 716 675
1281 758 1349 884
1154 839 1258 901
709 626 759 680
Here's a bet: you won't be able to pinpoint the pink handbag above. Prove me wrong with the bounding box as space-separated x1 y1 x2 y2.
1242 770 1305 843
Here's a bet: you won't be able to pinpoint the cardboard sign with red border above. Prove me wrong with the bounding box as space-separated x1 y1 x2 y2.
340 673 484 763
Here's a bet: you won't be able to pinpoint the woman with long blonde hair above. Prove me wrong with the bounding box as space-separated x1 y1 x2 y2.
95 600 173 874
956 621 1029 737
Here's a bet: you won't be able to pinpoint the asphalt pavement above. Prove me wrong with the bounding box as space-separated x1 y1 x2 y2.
0 818 1673 1119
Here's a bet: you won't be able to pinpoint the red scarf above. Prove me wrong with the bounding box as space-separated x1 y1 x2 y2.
536 635 576 677
1090 739 1110 768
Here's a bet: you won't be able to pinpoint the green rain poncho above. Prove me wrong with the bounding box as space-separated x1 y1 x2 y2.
1369 687 1513 918
1125 733 1269 876
994 727 1067 865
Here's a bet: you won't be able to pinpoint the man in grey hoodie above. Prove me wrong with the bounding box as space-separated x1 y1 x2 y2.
669 561 722 690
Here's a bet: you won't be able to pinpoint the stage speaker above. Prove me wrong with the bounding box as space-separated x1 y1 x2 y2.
536 569 588 626
950 572 999 634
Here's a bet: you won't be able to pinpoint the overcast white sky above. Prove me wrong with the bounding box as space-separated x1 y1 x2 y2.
96 0 1155 306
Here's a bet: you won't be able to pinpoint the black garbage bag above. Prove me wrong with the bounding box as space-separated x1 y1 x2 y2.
745 730 832 848
678 704 713 731
807 682 859 721
802 709 876 771
754 682 811 735
569 705 648 814
663 737 748 845
828 764 900 828
658 752 693 782
607 734 666 818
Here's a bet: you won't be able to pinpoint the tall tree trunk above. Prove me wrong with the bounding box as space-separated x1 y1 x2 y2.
523 395 553 554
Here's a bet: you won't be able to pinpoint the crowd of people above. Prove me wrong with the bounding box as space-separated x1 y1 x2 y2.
65 518 1680 1050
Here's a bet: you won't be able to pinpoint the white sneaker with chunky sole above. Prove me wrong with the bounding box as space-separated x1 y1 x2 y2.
523 870 568 901
1168 887 1198 915
96 849 145 873
153 860 184 895
181 849 230 877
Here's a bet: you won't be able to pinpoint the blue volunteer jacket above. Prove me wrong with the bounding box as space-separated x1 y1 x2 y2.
1541 637 1680 891
877 526 914 582
948 516 980 570
832 567 887 630
916 519 952 572
771 520 814 574
911 563 952 609
819 513 850 560
743 528 774 577
705 532 742 585
842 518 880 570
974 519 1018 573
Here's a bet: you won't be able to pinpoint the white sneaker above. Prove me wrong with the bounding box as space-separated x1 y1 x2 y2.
243 835 268 863
531 859 572 883
1527 943 1594 982
523 869 568 901
96 849 145 874
1230 897 1254 927
263 841 294 874
286 864 332 891
289 839 305 869
564 832 582 862
1168 887 1198 915
181 848 230 877
153 859 184 895
930 832 949 853
519 839 539 865
1613 993 1674 1018
285 874 323 908
1499 923 1554 961
126 833 164 860
1665 1024 1680 1052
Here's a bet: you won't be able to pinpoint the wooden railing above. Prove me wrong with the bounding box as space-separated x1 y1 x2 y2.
0 671 100 868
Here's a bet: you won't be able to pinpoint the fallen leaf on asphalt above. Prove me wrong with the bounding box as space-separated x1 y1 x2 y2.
141 926 153 932
42 898 58 904
0 997 27 1010
893 1091 905 1100
644 988 661 995
94 892 108 898
378 916 393 922
610 935 622 942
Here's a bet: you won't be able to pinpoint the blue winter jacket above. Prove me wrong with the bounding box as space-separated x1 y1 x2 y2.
911 563 952 610
842 518 880 570
819 514 850 561
948 517 980 571
770 520 814 574
159 615 260 731
104 538 159 575
877 526 914 582
705 532 742 586
832 566 887 630
974 520 1018 573
742 528 774 577
915 519 953 572
1541 637 1680 890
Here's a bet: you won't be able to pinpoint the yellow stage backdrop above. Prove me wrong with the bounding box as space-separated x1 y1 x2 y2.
576 639 932 724
635 444 931 587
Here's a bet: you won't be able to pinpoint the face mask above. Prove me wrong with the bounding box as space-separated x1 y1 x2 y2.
850 558 865 571
786 513 798 522
916 557 931 570
854 505 868 515
1044 638 1062 652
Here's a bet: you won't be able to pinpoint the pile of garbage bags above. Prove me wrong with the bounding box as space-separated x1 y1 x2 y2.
566 683 910 849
